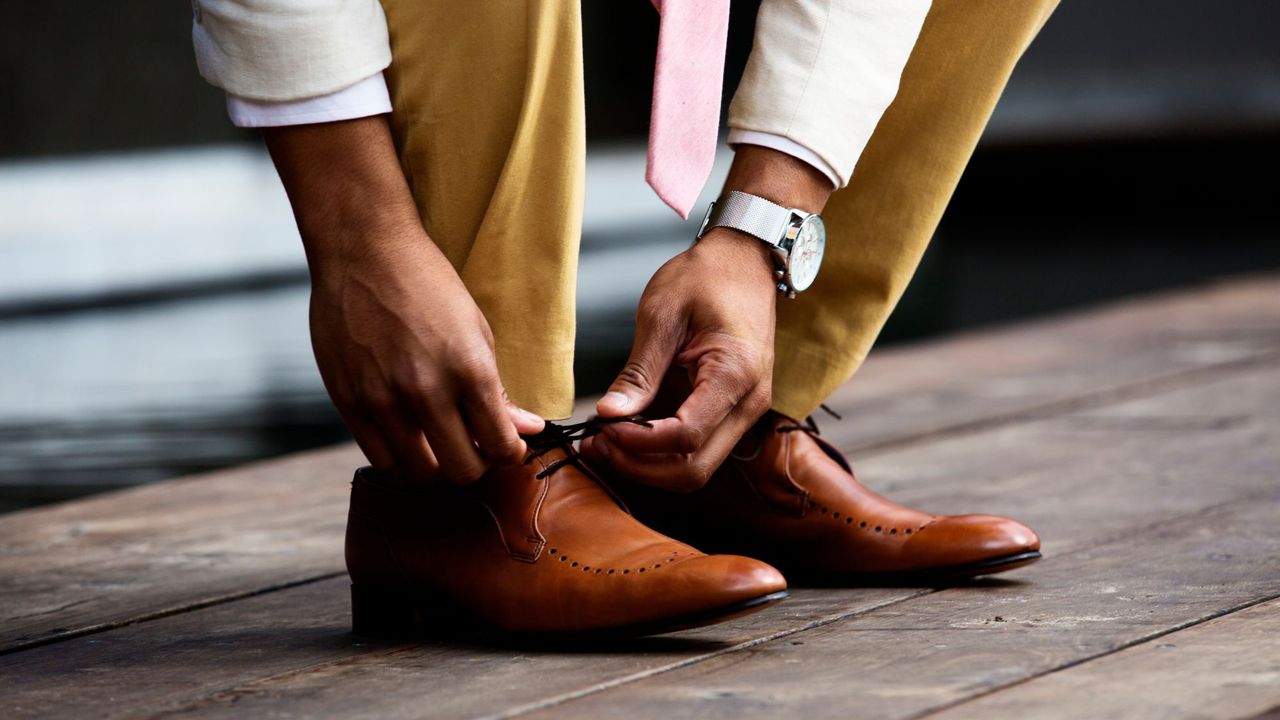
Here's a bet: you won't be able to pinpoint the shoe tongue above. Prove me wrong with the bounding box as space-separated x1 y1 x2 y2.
469 446 622 561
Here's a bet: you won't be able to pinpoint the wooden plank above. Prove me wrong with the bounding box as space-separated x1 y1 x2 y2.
927 598 1280 720
805 273 1280 452
0 444 361 653
0 579 924 720
521 494 1280 720
5 275 1269 655
501 366 1280 719
4 362 1274 720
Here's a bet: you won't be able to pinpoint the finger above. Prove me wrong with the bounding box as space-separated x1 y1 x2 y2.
585 433 706 493
590 404 753 493
375 407 440 480
603 352 758 454
460 383 527 465
339 407 397 471
597 309 683 418
508 403 546 436
413 397 489 485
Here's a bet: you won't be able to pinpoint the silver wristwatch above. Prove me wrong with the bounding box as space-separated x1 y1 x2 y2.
696 190 826 298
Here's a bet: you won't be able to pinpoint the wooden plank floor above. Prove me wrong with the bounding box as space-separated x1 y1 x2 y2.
2 273 1278 720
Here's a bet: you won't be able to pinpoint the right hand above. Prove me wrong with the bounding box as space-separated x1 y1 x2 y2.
265 116 544 484
309 233 544 484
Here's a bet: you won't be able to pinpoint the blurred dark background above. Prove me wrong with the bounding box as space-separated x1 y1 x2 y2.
1 1 1277 512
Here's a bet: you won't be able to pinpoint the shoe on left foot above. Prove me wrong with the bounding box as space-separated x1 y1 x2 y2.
607 410 1041 581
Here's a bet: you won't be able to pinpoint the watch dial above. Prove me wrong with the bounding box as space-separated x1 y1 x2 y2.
789 216 825 292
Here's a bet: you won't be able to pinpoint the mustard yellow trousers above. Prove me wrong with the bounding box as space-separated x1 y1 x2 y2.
379 0 1057 421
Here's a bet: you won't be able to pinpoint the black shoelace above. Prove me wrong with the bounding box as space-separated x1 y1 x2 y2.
776 404 843 436
521 415 653 479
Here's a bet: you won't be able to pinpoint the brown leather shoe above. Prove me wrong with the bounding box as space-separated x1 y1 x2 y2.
345 419 788 637
611 411 1041 581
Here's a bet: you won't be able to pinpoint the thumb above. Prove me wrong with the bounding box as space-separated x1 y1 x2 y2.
598 316 680 417
506 403 546 436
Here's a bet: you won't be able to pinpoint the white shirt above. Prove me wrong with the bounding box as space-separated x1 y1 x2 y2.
226 73 842 188
199 0 932 191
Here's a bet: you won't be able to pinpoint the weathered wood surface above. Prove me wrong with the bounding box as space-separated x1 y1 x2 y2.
929 598 1280 720
1 274 1277 719
3 275 1277 656
530 496 1280 720
16 364 1259 720
0 444 360 653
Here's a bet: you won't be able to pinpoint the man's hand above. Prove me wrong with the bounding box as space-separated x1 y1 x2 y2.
266 117 544 484
584 145 833 491
584 231 778 490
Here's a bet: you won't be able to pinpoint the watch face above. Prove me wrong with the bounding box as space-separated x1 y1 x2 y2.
788 215 826 292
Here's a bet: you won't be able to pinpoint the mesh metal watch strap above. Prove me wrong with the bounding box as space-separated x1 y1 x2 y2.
699 190 792 247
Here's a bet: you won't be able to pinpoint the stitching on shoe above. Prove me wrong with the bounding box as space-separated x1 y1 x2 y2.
478 480 549 564
543 546 688 577
816 507 939 538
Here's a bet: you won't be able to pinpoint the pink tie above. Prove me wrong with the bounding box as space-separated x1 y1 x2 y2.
647 0 731 219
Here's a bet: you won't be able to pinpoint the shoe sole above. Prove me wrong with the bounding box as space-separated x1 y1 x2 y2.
783 550 1043 586
605 589 791 638
352 584 790 641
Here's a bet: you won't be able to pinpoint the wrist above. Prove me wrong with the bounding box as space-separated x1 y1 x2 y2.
689 227 779 291
722 145 833 215
308 227 429 294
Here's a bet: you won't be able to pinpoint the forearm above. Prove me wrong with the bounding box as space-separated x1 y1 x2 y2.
263 116 428 280
722 145 834 215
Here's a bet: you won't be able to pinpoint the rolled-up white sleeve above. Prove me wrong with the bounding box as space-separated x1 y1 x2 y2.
226 72 392 127
727 129 841 188
191 0 392 101
728 0 932 189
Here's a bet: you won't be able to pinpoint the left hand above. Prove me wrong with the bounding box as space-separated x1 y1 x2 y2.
582 229 778 491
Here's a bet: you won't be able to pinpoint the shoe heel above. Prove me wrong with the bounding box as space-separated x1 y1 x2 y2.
351 583 428 637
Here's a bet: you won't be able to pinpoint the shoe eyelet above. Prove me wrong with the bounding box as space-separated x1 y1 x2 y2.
889 528 897 535
859 521 867 529
571 561 579 568
844 517 853 525
832 512 841 519
874 526 882 533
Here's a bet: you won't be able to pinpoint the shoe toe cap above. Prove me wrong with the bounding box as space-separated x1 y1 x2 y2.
907 514 1040 567
668 554 788 607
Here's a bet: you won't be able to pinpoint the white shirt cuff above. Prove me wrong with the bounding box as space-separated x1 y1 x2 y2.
225 72 392 128
726 129 840 189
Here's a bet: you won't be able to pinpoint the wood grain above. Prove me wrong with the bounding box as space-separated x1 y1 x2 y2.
525 494 1280 720
2 274 1269 654
0 444 361 653
0 362 1268 719
928 598 1280 720
0 578 927 720
1 276 1277 719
